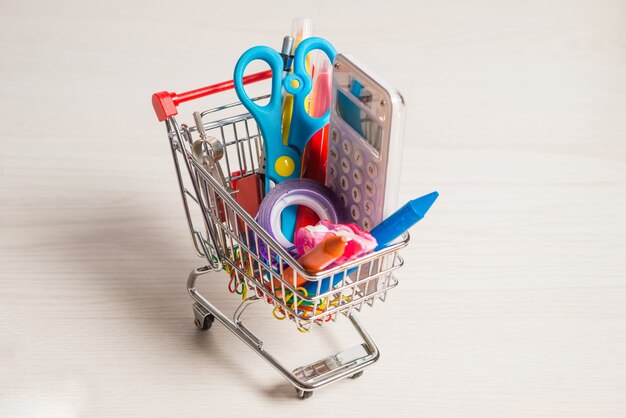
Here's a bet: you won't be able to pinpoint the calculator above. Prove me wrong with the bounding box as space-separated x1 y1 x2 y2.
326 53 406 231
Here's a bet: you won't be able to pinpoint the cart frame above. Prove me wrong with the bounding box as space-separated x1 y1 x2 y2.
153 71 409 398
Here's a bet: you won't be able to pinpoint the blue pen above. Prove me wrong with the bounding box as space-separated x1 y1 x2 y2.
303 191 439 295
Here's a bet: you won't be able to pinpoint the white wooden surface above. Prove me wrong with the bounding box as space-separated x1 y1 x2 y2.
1 1 625 416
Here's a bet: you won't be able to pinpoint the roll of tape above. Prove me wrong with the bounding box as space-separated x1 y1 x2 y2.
256 178 344 250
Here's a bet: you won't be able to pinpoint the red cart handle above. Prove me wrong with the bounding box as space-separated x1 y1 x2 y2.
152 69 273 122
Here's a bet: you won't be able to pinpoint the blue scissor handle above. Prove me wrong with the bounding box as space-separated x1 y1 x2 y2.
233 46 283 124
234 46 301 192
285 37 337 154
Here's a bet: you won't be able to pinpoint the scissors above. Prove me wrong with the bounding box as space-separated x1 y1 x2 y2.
234 37 336 192
234 37 336 243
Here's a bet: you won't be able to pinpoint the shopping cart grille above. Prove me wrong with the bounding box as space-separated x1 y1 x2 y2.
165 97 407 332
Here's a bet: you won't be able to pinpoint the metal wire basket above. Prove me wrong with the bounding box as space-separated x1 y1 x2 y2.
153 70 410 397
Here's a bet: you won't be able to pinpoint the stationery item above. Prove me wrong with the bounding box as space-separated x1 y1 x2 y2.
280 95 294 145
299 51 332 182
234 37 336 242
231 171 263 218
295 54 333 232
277 235 347 289
298 235 347 273
234 37 336 192
280 36 295 146
231 171 263 242
370 191 439 250
191 112 231 223
292 18 314 47
297 220 377 296
292 17 315 83
255 178 344 250
303 192 438 296
191 137 227 186
294 219 377 265
191 111 226 181
327 53 406 232
309 53 333 119
280 36 295 72
281 17 314 144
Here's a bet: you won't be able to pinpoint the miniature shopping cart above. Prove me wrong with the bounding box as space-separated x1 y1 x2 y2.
152 70 409 399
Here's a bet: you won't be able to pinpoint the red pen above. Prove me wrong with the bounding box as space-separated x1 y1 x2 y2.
296 55 333 231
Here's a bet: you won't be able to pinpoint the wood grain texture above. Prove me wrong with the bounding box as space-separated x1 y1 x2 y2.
1 0 625 416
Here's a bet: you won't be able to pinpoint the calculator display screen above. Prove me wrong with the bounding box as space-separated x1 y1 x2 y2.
336 80 382 151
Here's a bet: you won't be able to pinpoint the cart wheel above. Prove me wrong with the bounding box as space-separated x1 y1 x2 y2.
350 371 364 379
296 389 313 400
194 313 214 331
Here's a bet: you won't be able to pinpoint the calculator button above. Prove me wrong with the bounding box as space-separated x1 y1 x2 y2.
364 181 376 197
329 146 339 162
339 175 350 191
328 164 338 179
340 157 351 173
366 162 378 178
363 199 374 215
362 216 373 230
352 168 363 185
350 205 361 220
331 129 340 144
351 187 361 203
354 150 364 166
341 139 353 155
339 193 349 208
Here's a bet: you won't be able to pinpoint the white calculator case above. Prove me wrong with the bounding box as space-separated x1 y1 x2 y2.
327 53 406 231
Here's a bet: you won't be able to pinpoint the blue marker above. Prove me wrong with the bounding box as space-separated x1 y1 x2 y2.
371 191 439 250
304 191 439 295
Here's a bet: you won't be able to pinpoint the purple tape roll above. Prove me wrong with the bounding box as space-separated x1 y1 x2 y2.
256 178 344 252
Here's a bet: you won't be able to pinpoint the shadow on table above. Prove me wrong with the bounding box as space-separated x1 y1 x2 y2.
57 202 345 398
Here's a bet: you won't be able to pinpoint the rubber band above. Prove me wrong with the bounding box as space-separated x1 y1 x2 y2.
272 286 310 325
296 321 309 333
296 293 352 320
224 245 251 296
235 278 245 295
226 264 237 294
272 305 286 320
283 287 308 313
228 275 240 294
227 271 245 295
